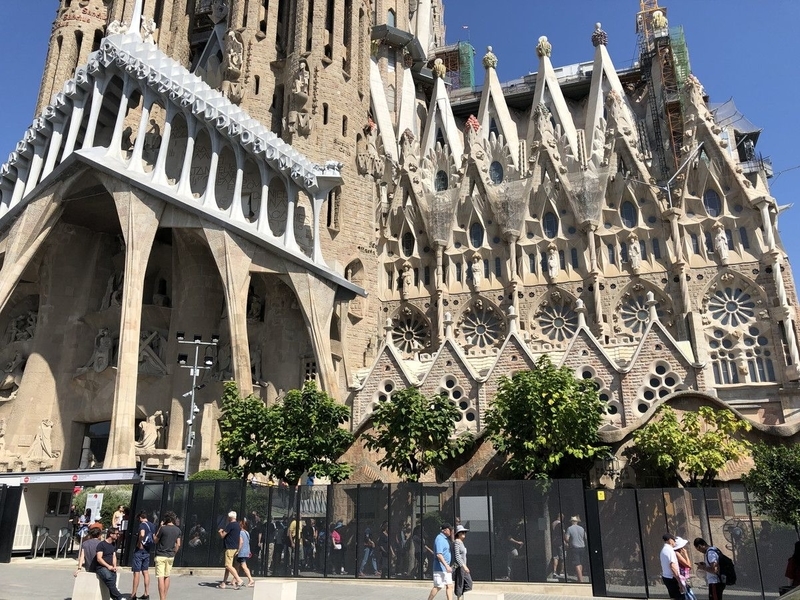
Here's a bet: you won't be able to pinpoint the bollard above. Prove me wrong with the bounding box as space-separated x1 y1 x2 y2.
71 571 117 600
253 579 297 600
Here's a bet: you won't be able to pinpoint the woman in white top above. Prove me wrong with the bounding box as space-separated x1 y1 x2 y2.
454 525 472 599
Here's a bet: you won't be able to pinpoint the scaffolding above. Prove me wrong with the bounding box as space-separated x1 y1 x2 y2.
433 41 475 90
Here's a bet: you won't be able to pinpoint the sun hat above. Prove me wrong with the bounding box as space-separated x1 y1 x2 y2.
455 524 469 534
674 536 688 550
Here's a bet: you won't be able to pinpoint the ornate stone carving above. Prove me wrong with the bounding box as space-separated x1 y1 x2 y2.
5 310 37 343
652 10 668 29
356 119 384 179
458 300 504 349
536 36 552 58
0 353 26 401
432 58 447 79
247 287 263 321
76 328 115 375
134 411 165 452
287 60 312 136
591 23 608 47
547 243 559 279
141 17 157 43
628 233 641 272
482 46 498 69
210 0 230 24
221 29 245 104
391 307 431 354
101 272 124 310
713 223 729 264
469 254 482 290
138 330 168 376
107 20 128 35
26 419 60 460
400 264 413 301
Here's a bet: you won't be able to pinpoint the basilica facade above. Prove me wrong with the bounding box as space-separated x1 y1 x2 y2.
0 0 796 484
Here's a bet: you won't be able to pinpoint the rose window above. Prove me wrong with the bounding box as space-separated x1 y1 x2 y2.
391 312 430 354
459 302 504 348
619 294 662 335
538 303 578 342
707 287 755 327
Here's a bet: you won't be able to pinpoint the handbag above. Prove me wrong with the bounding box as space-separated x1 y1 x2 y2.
333 543 342 550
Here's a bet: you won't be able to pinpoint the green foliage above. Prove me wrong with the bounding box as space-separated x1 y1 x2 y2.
188 469 236 481
216 380 354 484
217 382 272 480
362 387 473 482
73 485 133 526
628 405 751 487
742 442 800 529
484 356 607 480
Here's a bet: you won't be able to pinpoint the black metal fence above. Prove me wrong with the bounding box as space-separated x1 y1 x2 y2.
130 480 798 599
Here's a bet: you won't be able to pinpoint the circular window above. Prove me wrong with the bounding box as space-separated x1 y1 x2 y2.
644 390 655 401
650 378 660 387
384 382 394 393
607 404 618 415
489 161 503 184
469 222 485 248
445 378 456 389
703 189 722 217
621 201 637 228
465 412 476 422
665 376 676 386
452 389 462 399
638 403 649 413
582 370 593 379
434 170 448 192
543 212 559 238
401 232 415 257
655 364 667 375
378 394 387 402
459 401 468 410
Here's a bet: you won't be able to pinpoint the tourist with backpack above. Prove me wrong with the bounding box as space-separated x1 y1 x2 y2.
132 510 156 600
693 538 737 600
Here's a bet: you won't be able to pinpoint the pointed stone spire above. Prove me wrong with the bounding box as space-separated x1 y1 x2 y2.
384 318 395 345
507 305 518 334
477 45 519 166
421 60 464 158
575 298 587 328
646 291 659 322
444 312 454 339
129 0 144 37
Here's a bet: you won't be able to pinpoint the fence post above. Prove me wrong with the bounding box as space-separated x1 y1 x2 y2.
584 488 606 597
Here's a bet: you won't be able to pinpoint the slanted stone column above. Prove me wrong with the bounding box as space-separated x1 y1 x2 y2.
103 180 165 469
0 189 64 314
202 225 254 396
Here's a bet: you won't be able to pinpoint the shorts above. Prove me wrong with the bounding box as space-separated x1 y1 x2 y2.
237 556 249 564
432 571 453 588
224 548 237 567
551 544 564 561
155 556 175 578
568 546 586 568
132 549 151 572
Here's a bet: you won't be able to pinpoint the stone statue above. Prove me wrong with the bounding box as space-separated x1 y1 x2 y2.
27 419 57 460
356 119 384 179
536 36 552 58
250 345 264 386
628 233 641 272
102 272 124 310
107 20 128 35
135 411 164 452
288 60 312 136
76 328 114 375
400 264 413 301
0 352 26 400
547 243 559 279
138 330 168 376
247 288 263 321
213 343 233 381
6 310 37 343
210 0 229 24
469 255 483 289
141 17 157 43
0 418 5 452
221 29 245 104
714 223 730 263
143 119 162 163
432 58 447 79
652 10 668 30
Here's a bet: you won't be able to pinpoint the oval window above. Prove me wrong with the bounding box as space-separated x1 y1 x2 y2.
469 222 484 248
434 170 448 192
621 201 637 228
543 212 558 239
489 161 503 184
703 189 721 217
401 232 415 257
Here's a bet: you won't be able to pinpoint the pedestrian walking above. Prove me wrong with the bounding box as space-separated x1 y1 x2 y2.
566 516 587 583
661 533 686 600
218 511 243 589
237 519 255 587
426 523 454 600
131 510 156 600
153 511 181 600
453 525 473 600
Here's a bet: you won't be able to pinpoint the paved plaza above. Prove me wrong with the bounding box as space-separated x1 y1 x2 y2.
0 558 604 600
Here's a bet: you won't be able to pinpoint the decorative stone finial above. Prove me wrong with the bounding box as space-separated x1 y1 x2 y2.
384 318 394 344
536 36 552 58
432 58 447 79
591 23 608 47
507 305 518 334
652 10 668 30
646 291 659 321
483 46 498 69
444 312 454 339
465 115 481 133
533 102 551 120
575 299 587 328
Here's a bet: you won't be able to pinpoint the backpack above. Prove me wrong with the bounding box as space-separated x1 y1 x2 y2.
708 547 737 586
142 521 155 551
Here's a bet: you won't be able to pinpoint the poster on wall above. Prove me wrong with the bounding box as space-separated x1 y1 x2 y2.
85 493 104 523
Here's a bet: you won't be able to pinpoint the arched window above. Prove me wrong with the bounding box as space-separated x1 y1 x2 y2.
434 170 448 192
401 232 415 257
469 222 484 248
386 8 396 27
620 201 637 228
543 212 558 238
740 227 750 249
652 239 661 259
607 244 616 265
489 161 503 184
703 189 722 217
570 248 579 269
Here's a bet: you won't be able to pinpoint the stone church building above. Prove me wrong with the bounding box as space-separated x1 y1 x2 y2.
0 0 797 484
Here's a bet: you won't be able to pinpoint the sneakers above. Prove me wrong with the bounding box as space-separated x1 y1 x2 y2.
138 596 150 600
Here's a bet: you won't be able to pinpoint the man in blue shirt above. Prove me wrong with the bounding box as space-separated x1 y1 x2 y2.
218 511 243 589
426 523 453 600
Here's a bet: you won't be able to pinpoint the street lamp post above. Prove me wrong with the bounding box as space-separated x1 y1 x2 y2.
177 332 219 480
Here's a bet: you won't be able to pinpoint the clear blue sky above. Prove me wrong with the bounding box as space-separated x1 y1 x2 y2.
1 1 799 265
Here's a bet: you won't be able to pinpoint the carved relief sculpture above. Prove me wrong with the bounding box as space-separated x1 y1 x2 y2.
221 29 245 104
0 353 26 401
547 243 560 279
247 287 263 321
356 119 384 179
5 310 37 343
469 254 482 290
287 60 312 136
628 233 642 272
26 419 59 460
138 330 168 376
76 328 114 374
714 223 730 264
134 410 164 452
400 264 413 301
141 16 157 43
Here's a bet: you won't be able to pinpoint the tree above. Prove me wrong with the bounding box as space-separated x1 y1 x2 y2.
217 381 272 480
217 380 354 483
628 405 751 487
742 442 800 531
362 387 473 482
484 355 607 480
